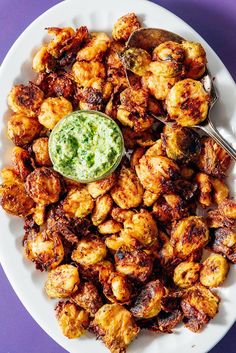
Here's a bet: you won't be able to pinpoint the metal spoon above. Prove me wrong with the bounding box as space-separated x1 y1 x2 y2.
125 28 236 160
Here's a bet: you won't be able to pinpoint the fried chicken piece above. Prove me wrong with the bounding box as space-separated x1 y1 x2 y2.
173 261 201 288
8 83 44 116
171 216 209 259
87 172 117 198
38 96 73 130
102 272 132 304
55 301 89 338
71 236 107 266
77 32 110 62
136 153 179 194
112 13 141 41
153 194 190 223
207 227 236 263
23 228 64 271
32 137 52 167
7 113 42 147
111 208 135 223
98 219 123 234
131 280 166 319
181 284 220 332
115 246 153 283
197 136 231 178
200 254 229 287
63 187 94 219
219 199 236 219
26 167 63 205
182 41 207 79
166 79 209 126
45 264 79 298
91 304 140 353
0 168 35 217
71 282 103 316
110 166 144 209
12 146 34 181
120 209 158 247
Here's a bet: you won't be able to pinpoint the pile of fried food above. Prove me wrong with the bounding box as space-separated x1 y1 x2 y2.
1 12 236 353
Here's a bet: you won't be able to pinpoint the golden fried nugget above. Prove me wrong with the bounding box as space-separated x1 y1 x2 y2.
112 13 141 41
173 261 201 288
56 301 89 338
72 236 107 266
87 172 117 198
45 264 79 298
218 199 236 219
110 166 143 209
92 304 140 353
98 219 123 234
200 254 229 287
91 194 113 226
63 187 94 219
77 32 110 61
71 282 103 316
32 137 52 167
26 167 62 205
182 41 207 79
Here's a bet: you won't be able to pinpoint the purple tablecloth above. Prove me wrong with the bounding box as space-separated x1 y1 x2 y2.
0 1 235 352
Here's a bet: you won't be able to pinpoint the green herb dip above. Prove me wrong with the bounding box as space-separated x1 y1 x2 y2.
49 111 124 182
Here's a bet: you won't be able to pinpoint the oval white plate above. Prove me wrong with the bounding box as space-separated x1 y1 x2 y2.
0 0 235 353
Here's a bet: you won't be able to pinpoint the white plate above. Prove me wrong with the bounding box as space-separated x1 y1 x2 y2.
0 0 235 352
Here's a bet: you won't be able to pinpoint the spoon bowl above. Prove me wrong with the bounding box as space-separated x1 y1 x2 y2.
124 28 236 160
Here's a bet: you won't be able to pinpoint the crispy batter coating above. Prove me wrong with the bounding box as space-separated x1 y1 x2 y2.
37 71 76 100
200 253 229 287
197 136 231 178
45 264 79 298
166 79 209 126
71 282 103 316
32 137 52 167
63 187 94 218
106 40 125 70
161 125 201 162
7 113 42 147
117 107 154 132
131 280 166 319
32 203 46 226
110 166 143 209
195 172 212 207
72 236 107 266
46 27 75 58
87 172 117 198
207 228 236 263
102 272 132 304
56 301 89 338
115 246 153 283
219 199 236 219
143 190 160 207
120 210 158 247
32 46 56 73
121 126 155 149
105 234 126 251
26 167 62 205
77 32 110 61
130 147 146 169
12 146 34 181
136 153 179 194
148 309 183 333
173 261 201 288
0 167 34 216
120 87 148 116
112 13 141 42
72 61 106 87
92 304 139 353
206 209 235 229
91 193 113 226
181 283 220 332
153 41 185 62
98 219 123 234
23 229 64 271
171 216 209 259
38 96 73 130
211 178 229 204
142 73 179 100
111 208 135 223
76 80 113 111
153 194 189 223
182 41 207 79
8 83 44 116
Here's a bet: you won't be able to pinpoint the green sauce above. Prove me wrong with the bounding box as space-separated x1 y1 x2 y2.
49 111 124 182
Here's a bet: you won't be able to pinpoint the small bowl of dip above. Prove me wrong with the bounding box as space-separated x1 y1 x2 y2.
49 110 124 183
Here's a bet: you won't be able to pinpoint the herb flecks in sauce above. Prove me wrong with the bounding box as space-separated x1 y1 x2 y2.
49 111 123 181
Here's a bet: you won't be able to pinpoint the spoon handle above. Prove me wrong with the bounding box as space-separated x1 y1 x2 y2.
200 120 236 161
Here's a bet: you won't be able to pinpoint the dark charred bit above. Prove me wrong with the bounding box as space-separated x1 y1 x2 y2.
147 309 183 333
207 227 236 264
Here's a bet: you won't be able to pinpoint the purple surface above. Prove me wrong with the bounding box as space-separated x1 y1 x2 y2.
0 0 235 353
